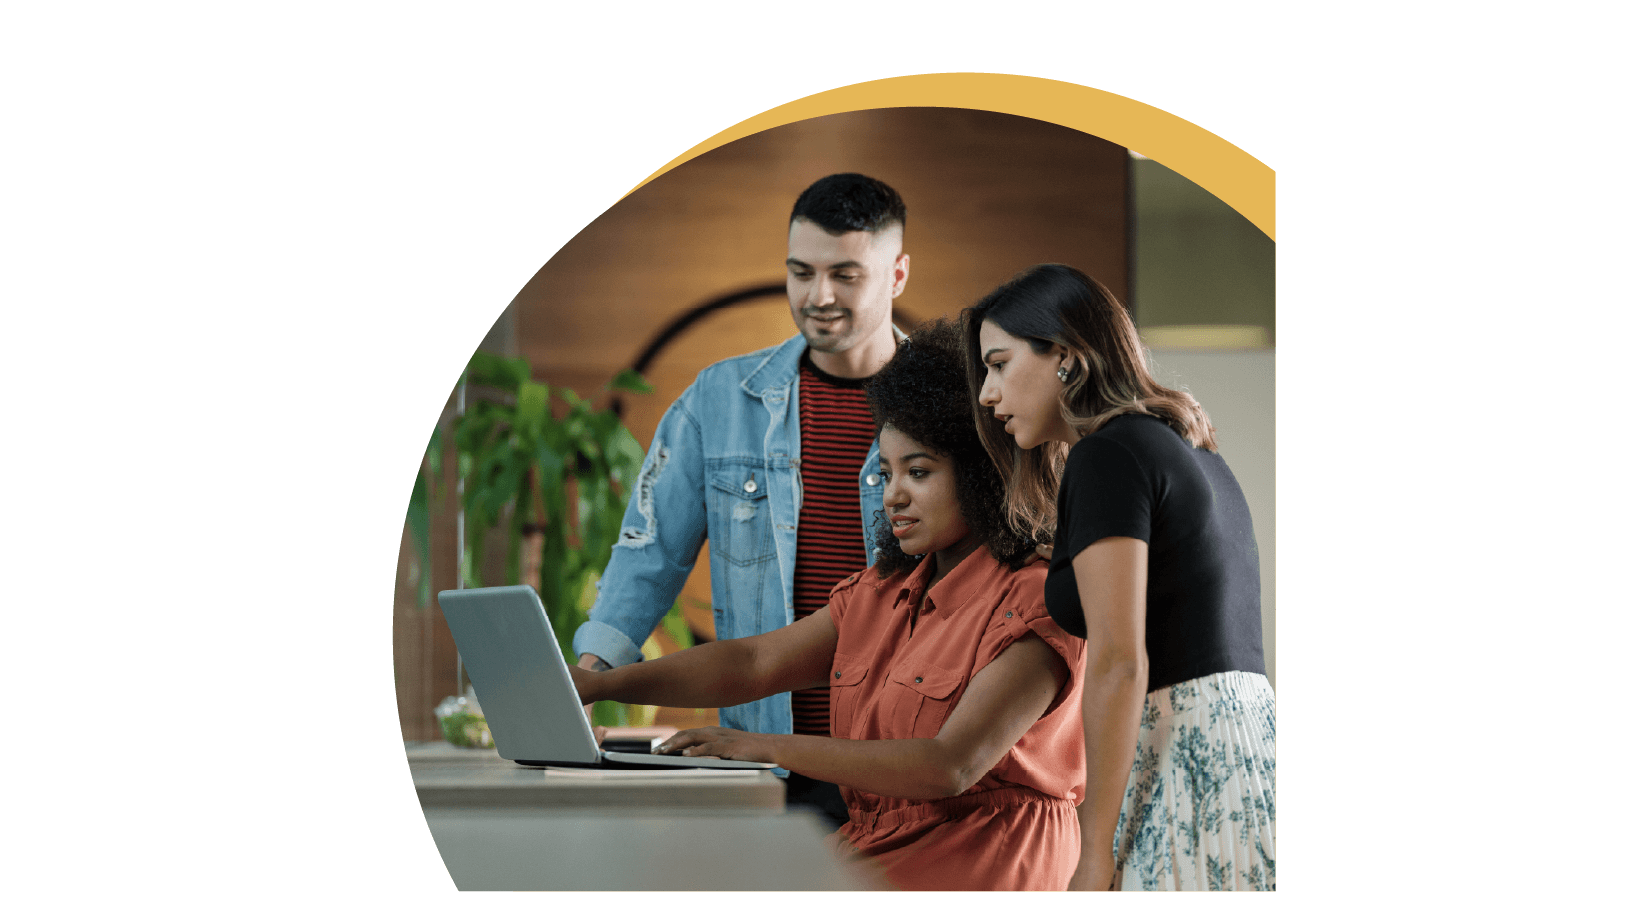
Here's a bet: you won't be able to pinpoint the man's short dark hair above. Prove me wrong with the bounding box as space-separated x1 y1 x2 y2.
790 173 907 235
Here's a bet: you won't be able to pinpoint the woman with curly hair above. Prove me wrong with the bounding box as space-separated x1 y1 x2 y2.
572 318 1088 890
964 264 1276 891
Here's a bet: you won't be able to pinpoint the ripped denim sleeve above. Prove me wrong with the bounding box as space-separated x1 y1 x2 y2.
616 443 669 548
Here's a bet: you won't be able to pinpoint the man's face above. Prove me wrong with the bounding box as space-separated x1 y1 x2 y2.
785 219 908 356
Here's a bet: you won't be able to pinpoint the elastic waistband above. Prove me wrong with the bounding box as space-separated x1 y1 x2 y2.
1149 670 1274 720
848 786 1070 834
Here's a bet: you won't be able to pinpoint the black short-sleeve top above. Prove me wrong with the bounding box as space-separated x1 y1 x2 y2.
1044 413 1265 692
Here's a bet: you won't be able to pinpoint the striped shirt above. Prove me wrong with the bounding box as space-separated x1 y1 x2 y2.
791 352 877 736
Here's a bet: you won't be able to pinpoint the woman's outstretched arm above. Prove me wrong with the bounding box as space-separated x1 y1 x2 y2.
656 631 1070 802
570 606 838 710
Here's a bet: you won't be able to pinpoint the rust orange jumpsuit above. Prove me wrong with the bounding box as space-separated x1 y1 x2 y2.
825 550 1087 890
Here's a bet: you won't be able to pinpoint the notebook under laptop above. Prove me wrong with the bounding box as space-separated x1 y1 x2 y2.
436 585 778 771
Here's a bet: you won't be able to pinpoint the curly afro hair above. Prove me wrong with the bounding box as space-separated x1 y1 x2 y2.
865 317 1044 575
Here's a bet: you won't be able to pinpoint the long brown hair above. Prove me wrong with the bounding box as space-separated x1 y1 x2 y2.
961 264 1216 538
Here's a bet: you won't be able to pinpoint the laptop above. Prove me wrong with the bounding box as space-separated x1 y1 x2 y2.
436 585 778 771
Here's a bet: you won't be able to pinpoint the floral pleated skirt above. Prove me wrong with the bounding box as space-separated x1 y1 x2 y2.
1113 670 1276 890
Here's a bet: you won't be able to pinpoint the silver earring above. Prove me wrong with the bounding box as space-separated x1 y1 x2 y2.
1056 367 1069 383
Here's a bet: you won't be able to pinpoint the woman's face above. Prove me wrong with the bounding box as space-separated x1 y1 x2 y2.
879 425 971 559
976 318 1071 449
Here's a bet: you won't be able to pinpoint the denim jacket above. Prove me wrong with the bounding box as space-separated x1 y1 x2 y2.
574 334 885 745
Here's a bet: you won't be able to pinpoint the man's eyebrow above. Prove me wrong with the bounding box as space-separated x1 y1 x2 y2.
786 258 865 271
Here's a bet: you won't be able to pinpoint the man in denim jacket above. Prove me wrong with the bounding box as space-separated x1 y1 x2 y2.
573 174 910 825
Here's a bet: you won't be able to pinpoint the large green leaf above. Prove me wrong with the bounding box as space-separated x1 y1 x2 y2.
515 380 550 440
607 368 654 395
465 351 531 391
453 403 505 454
561 388 592 415
607 427 644 487
467 440 520 523
503 463 534 587
535 442 565 494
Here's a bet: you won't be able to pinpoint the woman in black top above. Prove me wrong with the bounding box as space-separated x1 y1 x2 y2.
962 264 1276 891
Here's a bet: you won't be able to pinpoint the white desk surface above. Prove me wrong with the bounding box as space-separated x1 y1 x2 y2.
424 809 887 891
407 740 786 811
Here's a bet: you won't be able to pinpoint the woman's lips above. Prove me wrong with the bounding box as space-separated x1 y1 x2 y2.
891 517 917 538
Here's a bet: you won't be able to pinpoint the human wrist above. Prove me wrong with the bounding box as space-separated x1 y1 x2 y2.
575 654 615 702
750 732 782 766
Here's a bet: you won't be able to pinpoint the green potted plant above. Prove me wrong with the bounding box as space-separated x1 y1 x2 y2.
407 351 692 729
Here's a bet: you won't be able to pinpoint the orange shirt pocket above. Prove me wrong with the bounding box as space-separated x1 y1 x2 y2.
828 653 870 737
885 662 965 739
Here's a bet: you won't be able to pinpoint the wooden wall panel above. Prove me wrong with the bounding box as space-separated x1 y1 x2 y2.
513 108 1130 396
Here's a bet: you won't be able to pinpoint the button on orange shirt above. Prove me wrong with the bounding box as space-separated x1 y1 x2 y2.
825 549 1087 891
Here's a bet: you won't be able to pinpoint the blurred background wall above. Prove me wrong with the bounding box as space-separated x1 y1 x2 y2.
393 109 1274 740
